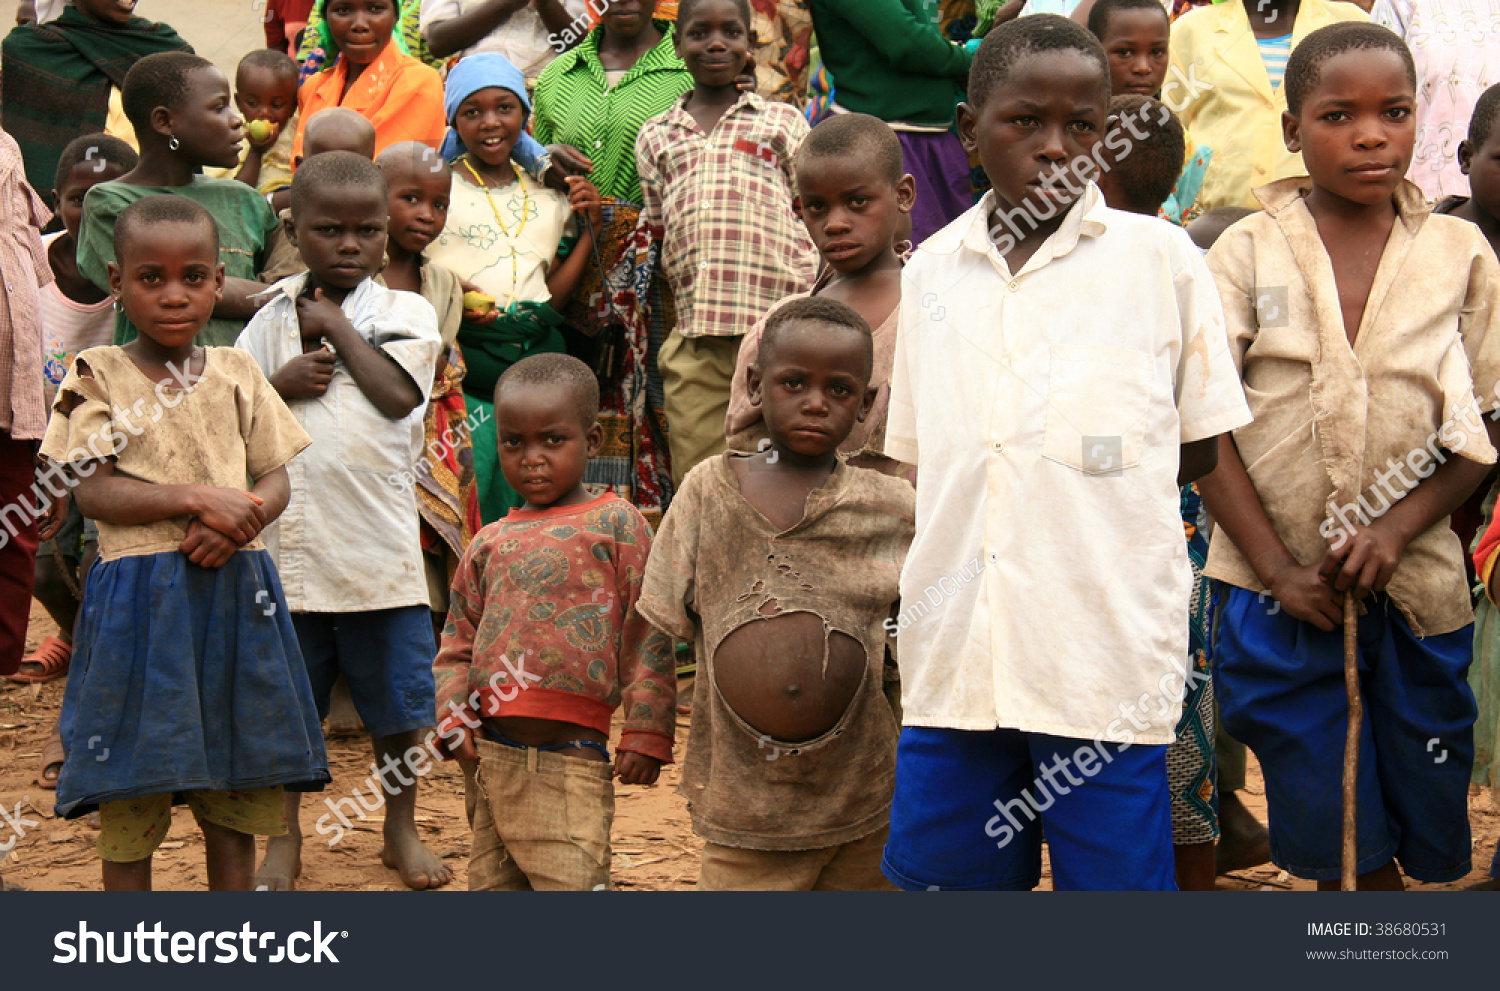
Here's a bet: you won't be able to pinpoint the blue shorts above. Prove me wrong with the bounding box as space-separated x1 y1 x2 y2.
882 727 1176 891
291 606 437 740
1213 586 1475 883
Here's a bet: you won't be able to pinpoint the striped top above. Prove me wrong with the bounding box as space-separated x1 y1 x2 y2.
1257 33 1293 90
531 21 693 203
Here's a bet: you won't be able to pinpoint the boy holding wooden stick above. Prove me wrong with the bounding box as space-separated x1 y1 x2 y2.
1198 22 1500 890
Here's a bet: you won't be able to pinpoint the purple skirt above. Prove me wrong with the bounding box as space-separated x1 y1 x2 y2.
898 130 974 245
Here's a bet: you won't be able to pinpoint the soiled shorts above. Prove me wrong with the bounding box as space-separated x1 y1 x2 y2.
291 606 437 739
467 738 615 891
96 787 286 863
698 825 898 891
1214 586 1476 883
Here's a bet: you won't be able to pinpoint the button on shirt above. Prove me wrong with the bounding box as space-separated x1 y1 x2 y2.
635 91 818 338
236 275 441 613
884 185 1252 744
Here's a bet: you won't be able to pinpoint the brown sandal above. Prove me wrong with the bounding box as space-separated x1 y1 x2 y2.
7 637 71 684
35 731 64 790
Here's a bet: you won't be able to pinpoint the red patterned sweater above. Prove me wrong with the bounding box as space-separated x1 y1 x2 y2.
433 493 677 762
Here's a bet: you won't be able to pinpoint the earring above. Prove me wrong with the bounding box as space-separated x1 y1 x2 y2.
112 296 123 313
168 135 180 151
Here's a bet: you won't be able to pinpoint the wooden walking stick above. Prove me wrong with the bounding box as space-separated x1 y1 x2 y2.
1341 593 1362 891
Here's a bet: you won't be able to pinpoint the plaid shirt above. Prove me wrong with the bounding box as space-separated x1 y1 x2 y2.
636 91 817 338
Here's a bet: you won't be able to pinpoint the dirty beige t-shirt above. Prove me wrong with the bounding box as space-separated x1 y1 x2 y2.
39 346 311 562
637 454 915 851
1203 177 1500 636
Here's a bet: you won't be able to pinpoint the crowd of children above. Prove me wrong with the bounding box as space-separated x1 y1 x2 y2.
1 0 1499 894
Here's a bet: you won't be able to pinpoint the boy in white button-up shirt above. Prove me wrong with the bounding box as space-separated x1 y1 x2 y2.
878 16 1251 891
236 152 452 892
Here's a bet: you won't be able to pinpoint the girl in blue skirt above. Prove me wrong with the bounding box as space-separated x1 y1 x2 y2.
39 195 329 890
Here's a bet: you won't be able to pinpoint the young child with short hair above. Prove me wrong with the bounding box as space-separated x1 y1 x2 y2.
76 52 284 348
640 296 914 891
292 0 446 160
636 0 818 484
881 16 1251 891
375 141 477 635
8 135 137 693
1169 0 1367 212
1198 22 1500 891
431 352 675 890
40 194 329 890
214 49 301 197
725 112 916 479
236 151 450 891
1096 94 1186 218
1436 83 1500 255
261 107 381 282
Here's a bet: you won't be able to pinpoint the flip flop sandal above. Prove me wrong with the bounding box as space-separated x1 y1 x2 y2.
35 733 65 790
7 637 71 684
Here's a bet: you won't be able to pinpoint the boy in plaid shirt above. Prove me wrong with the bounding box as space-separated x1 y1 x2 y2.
635 0 817 484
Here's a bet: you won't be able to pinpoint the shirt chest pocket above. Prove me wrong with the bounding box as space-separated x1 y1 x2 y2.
1041 344 1154 473
334 377 406 475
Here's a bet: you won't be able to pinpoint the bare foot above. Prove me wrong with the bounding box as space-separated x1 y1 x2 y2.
254 833 302 891
380 823 454 890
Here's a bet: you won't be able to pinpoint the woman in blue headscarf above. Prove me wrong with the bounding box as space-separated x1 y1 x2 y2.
426 54 603 523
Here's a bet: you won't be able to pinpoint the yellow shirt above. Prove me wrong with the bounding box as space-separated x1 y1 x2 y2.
103 86 137 150
1168 0 1366 212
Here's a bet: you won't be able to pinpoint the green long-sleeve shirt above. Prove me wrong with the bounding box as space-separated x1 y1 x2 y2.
810 0 973 129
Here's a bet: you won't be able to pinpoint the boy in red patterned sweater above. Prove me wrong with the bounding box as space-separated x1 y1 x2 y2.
432 353 677 890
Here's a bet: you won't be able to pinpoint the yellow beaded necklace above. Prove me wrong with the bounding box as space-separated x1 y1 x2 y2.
460 155 530 305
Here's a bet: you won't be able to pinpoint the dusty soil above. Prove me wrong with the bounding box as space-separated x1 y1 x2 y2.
3 602 1496 892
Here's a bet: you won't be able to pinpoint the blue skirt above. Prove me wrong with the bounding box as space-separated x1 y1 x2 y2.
55 549 330 818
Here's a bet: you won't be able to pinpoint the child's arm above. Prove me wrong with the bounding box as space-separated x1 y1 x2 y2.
543 177 604 308
1178 437 1218 486
177 464 291 567
72 459 267 542
295 289 424 418
1198 435 1345 630
1317 421 1500 597
431 541 488 761
612 517 679 785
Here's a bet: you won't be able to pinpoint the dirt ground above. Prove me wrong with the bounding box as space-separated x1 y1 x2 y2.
3 601 1497 892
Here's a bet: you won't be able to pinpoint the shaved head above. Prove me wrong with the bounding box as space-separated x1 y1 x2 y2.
303 108 377 160
377 141 451 183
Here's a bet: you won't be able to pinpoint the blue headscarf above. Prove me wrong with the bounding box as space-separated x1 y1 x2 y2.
441 53 532 162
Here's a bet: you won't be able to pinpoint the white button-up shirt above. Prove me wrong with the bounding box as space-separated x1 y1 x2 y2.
885 185 1252 745
236 274 441 613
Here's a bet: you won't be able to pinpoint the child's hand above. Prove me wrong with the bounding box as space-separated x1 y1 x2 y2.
270 349 337 400
194 486 267 545
1266 560 1345 632
437 723 477 761
179 518 240 568
565 176 603 230
1318 522 1404 601
295 288 348 341
735 56 757 93
613 751 663 786
37 491 68 542
546 143 594 177
459 280 502 327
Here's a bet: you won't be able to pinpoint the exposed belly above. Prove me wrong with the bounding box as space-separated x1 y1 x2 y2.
712 612 866 743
